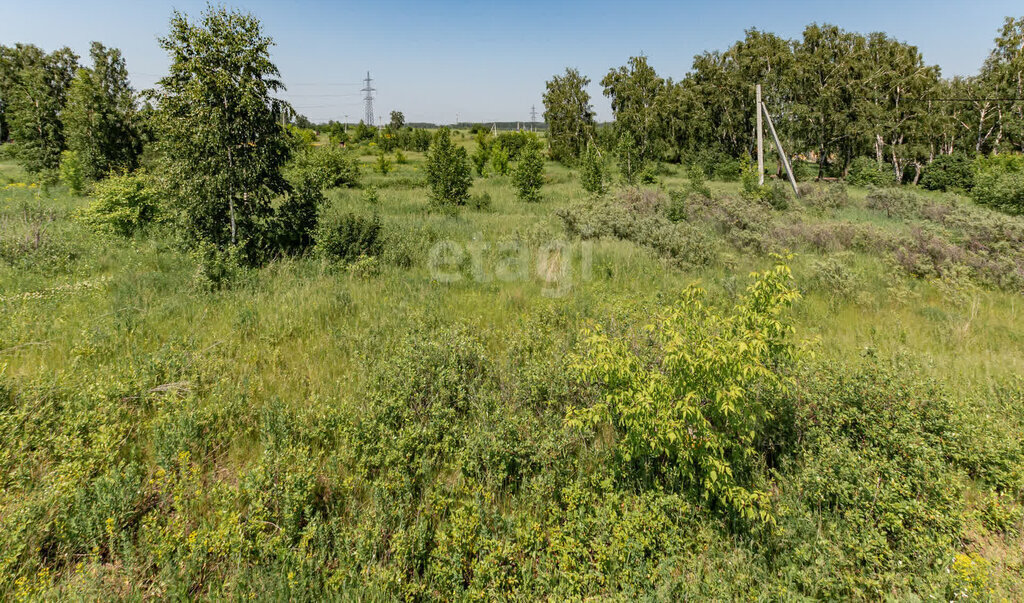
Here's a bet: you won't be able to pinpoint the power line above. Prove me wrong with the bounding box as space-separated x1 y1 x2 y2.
361 71 376 126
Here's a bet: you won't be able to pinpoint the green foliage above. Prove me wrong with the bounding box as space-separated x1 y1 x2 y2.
63 42 142 180
2 44 79 173
489 144 510 176
77 171 159 236
847 156 891 186
971 155 1024 214
616 132 646 185
921 154 975 192
579 144 607 196
152 5 291 258
394 149 407 164
314 211 383 263
375 152 392 175
559 188 717 266
285 145 360 191
512 137 544 202
543 67 595 163
569 261 801 525
866 187 921 218
425 127 472 210
58 149 86 195
741 156 789 209
470 131 490 176
389 110 405 130
274 178 323 255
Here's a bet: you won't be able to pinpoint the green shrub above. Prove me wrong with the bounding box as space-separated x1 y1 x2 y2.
314 211 383 263
425 127 472 210
866 187 921 219
274 178 323 255
512 138 544 202
920 154 975 192
375 152 392 175
59 150 87 195
471 132 491 177
775 358 977 598
489 144 510 176
847 156 890 186
394 149 407 164
971 155 1024 214
284 145 361 190
569 261 801 526
741 156 789 210
579 144 607 196
558 189 716 266
78 171 160 236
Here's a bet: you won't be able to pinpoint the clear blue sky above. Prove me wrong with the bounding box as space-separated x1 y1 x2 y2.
1 0 1020 124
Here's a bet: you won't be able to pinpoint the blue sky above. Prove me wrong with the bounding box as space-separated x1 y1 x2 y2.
1 0 1020 124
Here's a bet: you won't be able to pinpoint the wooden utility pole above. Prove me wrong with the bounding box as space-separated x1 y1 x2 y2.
761 101 800 198
756 84 764 186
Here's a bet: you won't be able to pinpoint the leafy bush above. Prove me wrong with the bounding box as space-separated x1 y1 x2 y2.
774 358 982 598
375 152 392 175
78 171 160 236
920 154 975 192
284 145 361 190
866 187 921 219
569 261 801 525
274 179 323 255
803 182 848 212
489 144 510 176
494 131 531 160
59 150 87 195
471 132 491 176
971 155 1024 214
425 127 472 210
847 156 890 186
512 138 544 202
314 211 383 263
579 144 607 196
558 189 716 266
741 156 789 209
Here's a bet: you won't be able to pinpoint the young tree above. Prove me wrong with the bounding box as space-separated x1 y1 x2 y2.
543 67 595 163
579 143 607 195
425 127 471 209
470 130 491 176
513 136 544 202
64 42 142 180
3 44 78 173
602 56 666 165
389 110 405 130
152 6 291 257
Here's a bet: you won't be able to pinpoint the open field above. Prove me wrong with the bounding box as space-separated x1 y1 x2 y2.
3 137 1024 598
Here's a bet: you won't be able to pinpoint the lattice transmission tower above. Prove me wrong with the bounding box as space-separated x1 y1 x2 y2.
361 71 376 126
530 105 538 131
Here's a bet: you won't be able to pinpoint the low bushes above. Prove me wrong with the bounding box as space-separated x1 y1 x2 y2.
569 262 801 526
920 154 975 192
77 171 161 237
314 211 383 263
558 188 716 266
971 155 1024 214
284 145 361 191
847 156 890 186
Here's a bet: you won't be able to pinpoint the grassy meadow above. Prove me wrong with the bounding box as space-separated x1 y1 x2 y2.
2 134 1024 599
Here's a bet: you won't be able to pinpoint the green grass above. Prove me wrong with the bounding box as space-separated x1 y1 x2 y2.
1 143 1023 599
